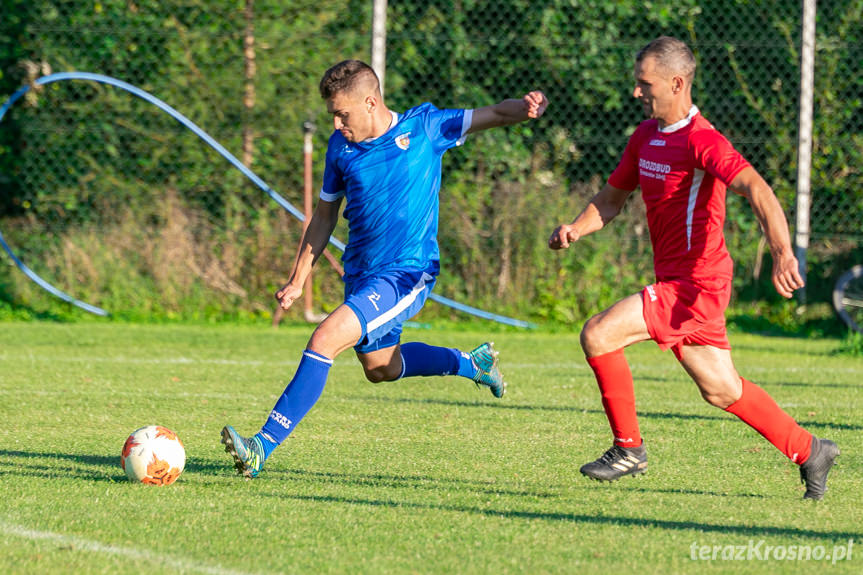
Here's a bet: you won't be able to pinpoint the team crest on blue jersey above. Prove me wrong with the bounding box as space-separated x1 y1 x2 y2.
395 132 411 150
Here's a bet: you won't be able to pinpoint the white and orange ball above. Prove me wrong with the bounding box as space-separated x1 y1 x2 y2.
121 425 186 485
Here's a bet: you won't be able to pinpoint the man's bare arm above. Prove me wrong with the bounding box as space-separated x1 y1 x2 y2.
548 183 632 249
729 166 804 298
276 198 342 309
467 91 548 133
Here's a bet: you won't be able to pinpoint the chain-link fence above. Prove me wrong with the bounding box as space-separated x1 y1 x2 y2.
1 1 861 324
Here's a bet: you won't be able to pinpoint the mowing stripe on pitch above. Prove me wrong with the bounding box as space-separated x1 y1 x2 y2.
1 354 857 374
1 521 260 575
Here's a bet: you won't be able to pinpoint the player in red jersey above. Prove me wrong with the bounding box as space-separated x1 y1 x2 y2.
548 36 838 499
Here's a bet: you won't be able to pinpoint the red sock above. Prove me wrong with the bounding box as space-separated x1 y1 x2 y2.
587 349 641 448
725 378 813 464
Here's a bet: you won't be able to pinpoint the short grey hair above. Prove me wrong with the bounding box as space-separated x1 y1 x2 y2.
636 36 696 82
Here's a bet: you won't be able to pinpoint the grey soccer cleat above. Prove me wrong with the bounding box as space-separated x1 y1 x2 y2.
469 342 506 398
580 443 648 481
800 437 839 500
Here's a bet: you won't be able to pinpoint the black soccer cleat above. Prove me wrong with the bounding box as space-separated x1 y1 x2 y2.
799 437 839 500
580 443 647 481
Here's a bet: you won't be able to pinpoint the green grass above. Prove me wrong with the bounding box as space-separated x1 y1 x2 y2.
0 321 860 574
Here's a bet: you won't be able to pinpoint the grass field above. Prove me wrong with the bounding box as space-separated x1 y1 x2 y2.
0 321 860 574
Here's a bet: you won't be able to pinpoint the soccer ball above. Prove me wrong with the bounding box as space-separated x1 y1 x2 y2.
121 425 186 485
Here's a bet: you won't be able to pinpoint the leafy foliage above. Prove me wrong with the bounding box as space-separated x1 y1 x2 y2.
0 1 860 327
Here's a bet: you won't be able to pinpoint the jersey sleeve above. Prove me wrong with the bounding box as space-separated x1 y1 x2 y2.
607 123 650 191
422 103 470 154
319 133 345 201
690 129 751 185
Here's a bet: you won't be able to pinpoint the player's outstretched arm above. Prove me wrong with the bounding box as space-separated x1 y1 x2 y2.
730 166 804 298
467 91 548 134
276 198 342 310
548 183 631 250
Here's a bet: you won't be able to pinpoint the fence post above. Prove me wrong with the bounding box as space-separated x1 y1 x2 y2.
794 0 817 305
302 120 317 322
371 0 387 97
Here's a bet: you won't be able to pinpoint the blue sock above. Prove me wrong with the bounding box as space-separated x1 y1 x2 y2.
255 350 332 459
399 342 477 380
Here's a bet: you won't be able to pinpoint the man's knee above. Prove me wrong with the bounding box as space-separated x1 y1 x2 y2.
305 305 363 358
363 365 400 383
307 332 332 357
364 368 386 383
700 390 736 409
679 346 742 409
697 378 742 409
580 315 603 356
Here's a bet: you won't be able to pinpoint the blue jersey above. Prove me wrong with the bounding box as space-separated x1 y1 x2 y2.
320 103 472 282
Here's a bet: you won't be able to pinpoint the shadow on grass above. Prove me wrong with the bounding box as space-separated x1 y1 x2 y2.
352 396 863 431
279 468 558 498
0 449 555 497
765 380 862 389
0 449 239 484
161 458 800 504
272 468 773 501
179 458 561 497
265 490 863 542
616 485 768 499
7 450 856 542
0 450 126 482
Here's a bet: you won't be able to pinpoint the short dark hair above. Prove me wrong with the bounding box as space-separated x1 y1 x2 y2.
319 60 380 99
636 36 696 82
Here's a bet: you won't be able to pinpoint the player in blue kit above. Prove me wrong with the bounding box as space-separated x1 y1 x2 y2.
222 60 548 478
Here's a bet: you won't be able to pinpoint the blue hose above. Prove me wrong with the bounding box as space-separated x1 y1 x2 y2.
0 72 535 328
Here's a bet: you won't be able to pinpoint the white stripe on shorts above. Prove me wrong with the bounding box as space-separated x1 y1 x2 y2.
365 272 434 333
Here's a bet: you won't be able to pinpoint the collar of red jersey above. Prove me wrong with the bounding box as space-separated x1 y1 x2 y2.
658 105 699 134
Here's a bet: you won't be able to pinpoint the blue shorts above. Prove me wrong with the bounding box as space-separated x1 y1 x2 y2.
344 268 437 354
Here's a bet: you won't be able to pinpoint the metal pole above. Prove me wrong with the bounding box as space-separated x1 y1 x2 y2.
794 0 817 305
371 0 387 97
302 120 317 323
242 0 256 169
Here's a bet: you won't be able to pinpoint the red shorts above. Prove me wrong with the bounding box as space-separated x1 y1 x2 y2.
641 277 732 358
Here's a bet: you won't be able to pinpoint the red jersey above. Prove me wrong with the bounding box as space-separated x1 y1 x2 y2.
607 106 750 282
